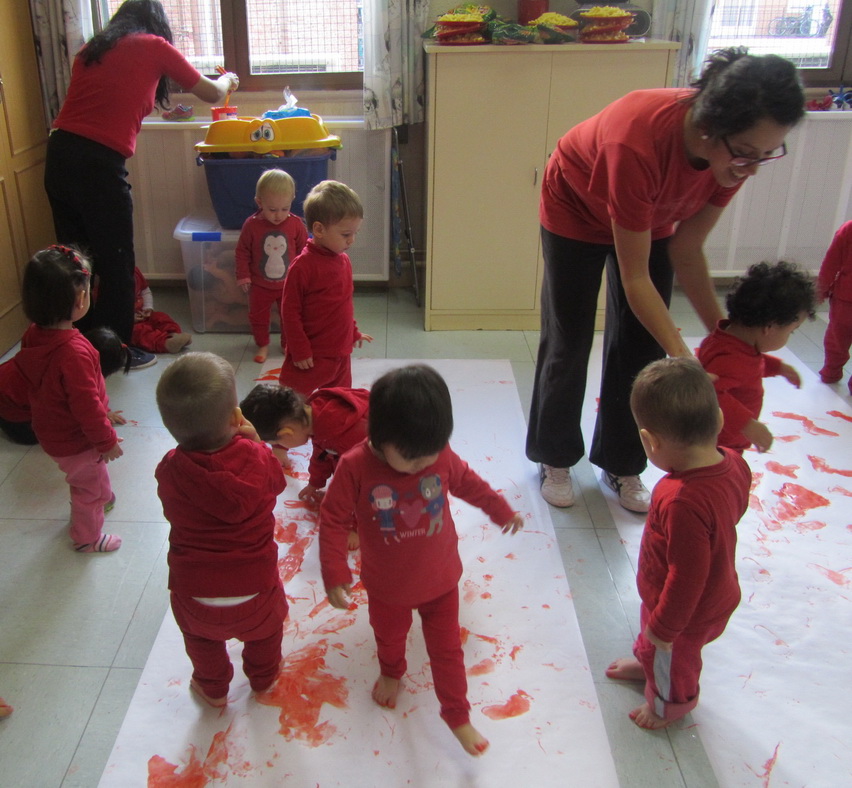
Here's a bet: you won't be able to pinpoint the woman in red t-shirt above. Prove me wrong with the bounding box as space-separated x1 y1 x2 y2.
526 47 804 514
44 0 238 364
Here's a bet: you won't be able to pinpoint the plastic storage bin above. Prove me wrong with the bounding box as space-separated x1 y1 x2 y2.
174 212 279 333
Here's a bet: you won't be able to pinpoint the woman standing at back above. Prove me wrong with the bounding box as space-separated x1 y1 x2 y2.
44 0 238 368
526 47 804 513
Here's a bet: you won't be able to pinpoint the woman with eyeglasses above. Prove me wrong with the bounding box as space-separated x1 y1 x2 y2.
527 47 804 514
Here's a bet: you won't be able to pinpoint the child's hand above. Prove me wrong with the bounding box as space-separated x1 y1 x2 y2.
354 334 373 349
298 484 324 505
327 585 352 609
102 440 124 463
240 282 251 294
107 410 127 425
501 513 524 535
347 530 360 551
235 409 262 443
778 362 801 388
643 625 672 652
743 419 773 453
294 357 314 370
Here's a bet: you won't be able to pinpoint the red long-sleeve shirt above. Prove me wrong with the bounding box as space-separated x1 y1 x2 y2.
819 220 852 302
305 387 369 489
235 211 308 290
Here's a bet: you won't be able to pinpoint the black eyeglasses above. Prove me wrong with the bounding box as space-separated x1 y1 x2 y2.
721 137 788 167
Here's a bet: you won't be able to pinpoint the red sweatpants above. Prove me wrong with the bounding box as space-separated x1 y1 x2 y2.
368 586 470 730
170 585 289 698
248 285 283 349
278 354 351 397
131 311 181 353
633 603 730 722
820 296 852 385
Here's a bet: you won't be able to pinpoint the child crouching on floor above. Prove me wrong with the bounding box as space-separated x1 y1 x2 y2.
606 358 751 729
319 364 524 756
155 352 288 707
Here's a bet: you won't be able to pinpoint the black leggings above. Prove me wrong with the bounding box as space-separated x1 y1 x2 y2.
525 227 673 476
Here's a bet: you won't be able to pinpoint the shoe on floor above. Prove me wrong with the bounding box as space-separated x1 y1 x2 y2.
104 493 116 514
539 464 575 508
128 346 157 370
164 333 192 354
602 470 650 514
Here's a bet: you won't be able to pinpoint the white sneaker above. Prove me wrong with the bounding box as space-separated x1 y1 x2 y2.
540 465 575 508
601 471 650 513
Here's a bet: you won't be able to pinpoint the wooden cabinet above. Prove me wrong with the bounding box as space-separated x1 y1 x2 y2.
424 41 680 330
0 0 55 353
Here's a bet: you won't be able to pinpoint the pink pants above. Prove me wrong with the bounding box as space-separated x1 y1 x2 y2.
278 354 352 397
821 296 852 385
170 585 289 698
633 603 730 722
131 311 181 353
368 586 470 730
52 447 112 545
248 285 284 348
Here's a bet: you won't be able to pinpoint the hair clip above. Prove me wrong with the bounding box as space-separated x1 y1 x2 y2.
49 244 89 275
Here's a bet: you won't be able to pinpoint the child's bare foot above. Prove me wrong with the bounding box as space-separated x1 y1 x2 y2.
347 530 360 551
452 723 490 756
0 698 13 718
371 676 400 709
629 702 672 730
190 679 227 708
605 657 645 681
254 345 269 364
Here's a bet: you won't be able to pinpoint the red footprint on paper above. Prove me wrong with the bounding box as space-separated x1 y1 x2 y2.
770 483 829 522
148 723 245 786
772 412 839 437
808 455 852 478
482 689 532 720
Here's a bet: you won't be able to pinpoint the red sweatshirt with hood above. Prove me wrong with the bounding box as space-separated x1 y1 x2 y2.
306 387 369 489
12 324 116 457
156 434 286 597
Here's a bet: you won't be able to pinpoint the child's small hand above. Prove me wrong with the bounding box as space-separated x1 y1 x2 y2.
778 362 801 388
294 357 314 370
102 441 124 463
107 410 127 425
327 585 352 609
235 408 262 442
298 484 324 505
501 513 524 535
643 625 672 652
347 530 360 551
354 334 373 349
240 282 251 294
743 419 773 453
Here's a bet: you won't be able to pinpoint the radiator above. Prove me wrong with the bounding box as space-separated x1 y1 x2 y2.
704 112 852 276
129 120 390 282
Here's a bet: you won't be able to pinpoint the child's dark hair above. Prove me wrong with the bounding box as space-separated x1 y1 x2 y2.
726 261 816 327
22 246 91 326
369 364 453 459
239 383 307 442
631 358 721 446
84 327 131 376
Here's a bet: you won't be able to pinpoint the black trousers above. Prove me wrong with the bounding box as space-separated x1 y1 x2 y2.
44 130 136 344
525 227 673 477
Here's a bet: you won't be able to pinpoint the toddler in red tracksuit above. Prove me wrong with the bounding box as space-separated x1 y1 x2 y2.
606 358 751 729
818 220 852 393
131 267 192 355
319 365 523 756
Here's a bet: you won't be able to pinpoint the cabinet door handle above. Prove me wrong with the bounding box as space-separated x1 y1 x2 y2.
533 167 538 186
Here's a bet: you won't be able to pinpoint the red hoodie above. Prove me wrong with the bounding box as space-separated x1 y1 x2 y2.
12 324 116 457
306 387 369 489
156 434 286 597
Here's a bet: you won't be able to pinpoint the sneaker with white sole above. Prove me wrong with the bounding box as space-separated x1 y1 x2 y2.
128 346 157 370
540 464 575 508
601 470 650 513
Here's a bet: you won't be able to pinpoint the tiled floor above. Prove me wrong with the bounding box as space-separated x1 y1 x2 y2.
0 283 844 788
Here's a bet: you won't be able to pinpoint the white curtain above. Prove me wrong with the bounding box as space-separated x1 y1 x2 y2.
29 0 93 126
362 0 432 129
652 0 716 86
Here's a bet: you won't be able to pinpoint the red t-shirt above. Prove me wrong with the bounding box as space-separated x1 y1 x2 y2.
54 34 200 158
540 89 742 244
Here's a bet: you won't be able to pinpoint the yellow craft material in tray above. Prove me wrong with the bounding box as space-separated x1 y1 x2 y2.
195 114 342 155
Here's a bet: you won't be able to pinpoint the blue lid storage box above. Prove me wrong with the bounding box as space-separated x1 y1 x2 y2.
173 212 281 333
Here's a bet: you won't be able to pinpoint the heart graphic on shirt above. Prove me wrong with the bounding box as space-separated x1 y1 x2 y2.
397 497 421 529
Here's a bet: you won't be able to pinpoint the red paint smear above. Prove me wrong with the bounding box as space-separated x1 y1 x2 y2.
480 592 492 599
764 461 799 479
747 741 781 787
829 485 852 497
147 725 236 787
809 564 852 587
795 520 827 533
773 434 800 442
827 409 852 423
472 632 500 645
277 534 313 585
482 690 532 720
808 455 852 478
770 483 830 522
510 645 523 661
256 366 283 381
256 640 348 746
504 553 516 560
748 493 764 513
468 658 496 676
772 412 839 437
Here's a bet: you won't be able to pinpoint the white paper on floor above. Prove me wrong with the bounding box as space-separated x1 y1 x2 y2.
587 340 852 788
99 359 618 788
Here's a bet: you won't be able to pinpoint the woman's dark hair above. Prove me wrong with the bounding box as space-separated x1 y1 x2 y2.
368 364 453 459
239 384 307 442
82 0 174 109
84 327 131 376
689 47 805 137
726 260 816 326
22 246 91 326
